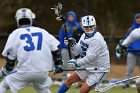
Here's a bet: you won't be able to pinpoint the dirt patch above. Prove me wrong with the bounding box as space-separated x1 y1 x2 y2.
107 63 139 79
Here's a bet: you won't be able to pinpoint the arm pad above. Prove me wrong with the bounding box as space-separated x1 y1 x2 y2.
5 57 16 72
52 49 63 65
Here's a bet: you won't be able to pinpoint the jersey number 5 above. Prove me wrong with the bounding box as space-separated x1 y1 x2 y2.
20 32 43 51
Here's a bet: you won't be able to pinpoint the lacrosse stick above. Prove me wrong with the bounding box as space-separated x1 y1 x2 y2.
98 75 140 92
51 2 72 59
50 67 109 72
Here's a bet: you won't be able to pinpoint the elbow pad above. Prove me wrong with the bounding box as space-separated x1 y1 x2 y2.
52 49 63 65
5 57 16 72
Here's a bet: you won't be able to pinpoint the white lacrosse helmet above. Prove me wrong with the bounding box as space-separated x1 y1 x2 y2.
82 15 96 36
15 8 35 27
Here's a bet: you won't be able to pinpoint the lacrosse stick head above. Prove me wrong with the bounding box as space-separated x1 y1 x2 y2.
56 17 62 21
51 2 63 19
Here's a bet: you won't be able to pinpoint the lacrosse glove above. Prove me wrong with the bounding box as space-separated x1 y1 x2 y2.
53 65 63 75
64 38 77 47
67 59 79 68
0 66 10 78
116 39 127 55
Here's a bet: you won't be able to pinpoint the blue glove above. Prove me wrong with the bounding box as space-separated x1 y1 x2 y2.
53 65 63 75
67 59 79 68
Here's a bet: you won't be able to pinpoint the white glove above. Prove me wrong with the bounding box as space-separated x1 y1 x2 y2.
64 38 69 45
116 44 122 53
115 49 121 60
116 39 127 55
67 59 79 68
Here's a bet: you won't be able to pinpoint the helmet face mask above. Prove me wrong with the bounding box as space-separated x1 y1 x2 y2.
15 8 35 27
82 15 96 36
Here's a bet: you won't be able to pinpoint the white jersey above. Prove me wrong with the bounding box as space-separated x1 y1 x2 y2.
72 32 110 72
2 26 60 72
122 27 140 47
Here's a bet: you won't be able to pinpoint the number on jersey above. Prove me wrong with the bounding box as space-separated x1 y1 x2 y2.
20 32 43 51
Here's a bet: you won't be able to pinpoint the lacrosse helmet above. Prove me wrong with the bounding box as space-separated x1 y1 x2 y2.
15 8 35 27
82 15 96 36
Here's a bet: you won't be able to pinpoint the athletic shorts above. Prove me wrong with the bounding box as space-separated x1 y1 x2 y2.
2 71 52 93
75 70 105 87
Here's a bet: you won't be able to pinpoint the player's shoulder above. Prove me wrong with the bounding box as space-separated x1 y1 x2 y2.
31 26 48 32
80 31 103 39
89 32 105 43
80 33 85 38
10 26 49 36
133 27 140 32
9 28 19 36
94 32 103 39
29 26 51 36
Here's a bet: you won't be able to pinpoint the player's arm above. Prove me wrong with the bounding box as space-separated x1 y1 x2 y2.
67 40 101 68
116 28 140 54
52 48 63 75
49 33 63 66
122 28 140 47
48 32 64 74
76 40 100 66
71 43 82 57
1 32 17 76
52 49 63 66
64 37 82 57
1 57 16 76
2 31 17 59
0 56 16 78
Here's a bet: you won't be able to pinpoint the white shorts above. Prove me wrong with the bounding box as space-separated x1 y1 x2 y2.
1 71 52 93
76 70 105 87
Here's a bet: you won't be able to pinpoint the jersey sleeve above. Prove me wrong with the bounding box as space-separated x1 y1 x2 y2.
48 33 60 51
122 28 140 47
71 44 82 56
71 34 84 56
77 39 101 66
2 32 17 60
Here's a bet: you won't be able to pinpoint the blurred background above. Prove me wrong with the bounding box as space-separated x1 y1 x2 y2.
0 0 140 79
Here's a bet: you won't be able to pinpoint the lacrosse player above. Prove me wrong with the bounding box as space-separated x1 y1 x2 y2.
116 27 140 52
0 8 63 93
57 15 110 93
119 13 140 89
59 11 82 82
116 27 140 93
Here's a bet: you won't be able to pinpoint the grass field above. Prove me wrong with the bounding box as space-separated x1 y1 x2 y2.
6 85 137 93
0 57 139 93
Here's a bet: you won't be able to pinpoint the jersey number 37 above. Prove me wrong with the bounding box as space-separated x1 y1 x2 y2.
20 32 43 51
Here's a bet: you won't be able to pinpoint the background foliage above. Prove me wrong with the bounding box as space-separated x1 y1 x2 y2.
0 0 140 37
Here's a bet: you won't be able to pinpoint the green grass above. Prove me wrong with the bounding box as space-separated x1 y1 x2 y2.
7 85 137 93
